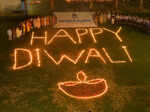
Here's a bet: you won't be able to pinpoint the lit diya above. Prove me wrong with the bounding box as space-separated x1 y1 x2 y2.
58 71 108 99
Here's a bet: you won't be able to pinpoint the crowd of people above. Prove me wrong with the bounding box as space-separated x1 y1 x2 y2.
7 15 56 40
113 13 150 32
94 11 112 25
7 11 150 41
94 11 150 32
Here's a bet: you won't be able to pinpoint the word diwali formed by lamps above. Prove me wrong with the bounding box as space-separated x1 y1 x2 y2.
12 27 133 70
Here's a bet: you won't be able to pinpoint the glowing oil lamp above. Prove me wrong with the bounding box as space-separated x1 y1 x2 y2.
58 71 108 99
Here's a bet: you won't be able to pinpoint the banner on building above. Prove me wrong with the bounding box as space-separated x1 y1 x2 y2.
53 12 97 28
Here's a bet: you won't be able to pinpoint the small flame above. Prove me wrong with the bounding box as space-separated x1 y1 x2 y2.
76 71 87 82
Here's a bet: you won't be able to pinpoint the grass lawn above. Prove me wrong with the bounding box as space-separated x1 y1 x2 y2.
0 19 150 112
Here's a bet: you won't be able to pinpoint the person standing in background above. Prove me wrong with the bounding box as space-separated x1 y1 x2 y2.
7 29 13 40
12 27 17 39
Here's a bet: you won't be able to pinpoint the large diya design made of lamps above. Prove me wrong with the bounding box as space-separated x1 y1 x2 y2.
58 71 108 99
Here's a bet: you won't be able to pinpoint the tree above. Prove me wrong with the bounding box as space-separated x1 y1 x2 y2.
115 0 118 10
139 0 143 10
50 0 54 9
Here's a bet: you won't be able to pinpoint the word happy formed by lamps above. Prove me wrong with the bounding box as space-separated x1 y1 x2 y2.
12 27 133 70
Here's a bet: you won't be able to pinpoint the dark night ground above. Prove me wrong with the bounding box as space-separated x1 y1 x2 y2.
0 20 150 112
